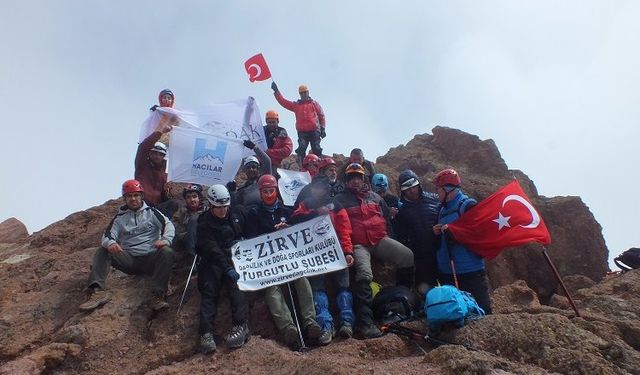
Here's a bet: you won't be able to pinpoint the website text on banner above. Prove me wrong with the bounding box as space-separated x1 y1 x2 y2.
232 215 347 291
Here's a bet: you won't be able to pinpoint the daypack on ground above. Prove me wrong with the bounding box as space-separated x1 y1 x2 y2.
372 285 418 324
425 285 485 333
614 247 640 271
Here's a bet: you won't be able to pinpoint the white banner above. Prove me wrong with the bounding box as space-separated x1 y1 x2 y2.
168 126 245 185
277 168 311 207
232 215 347 291
139 97 267 156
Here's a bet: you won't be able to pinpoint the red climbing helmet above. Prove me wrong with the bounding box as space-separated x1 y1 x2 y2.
122 179 144 195
433 169 461 188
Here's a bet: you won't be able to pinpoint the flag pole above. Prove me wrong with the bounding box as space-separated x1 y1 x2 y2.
541 247 581 317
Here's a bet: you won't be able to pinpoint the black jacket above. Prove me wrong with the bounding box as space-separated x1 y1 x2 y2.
246 202 293 237
395 191 440 259
195 206 248 272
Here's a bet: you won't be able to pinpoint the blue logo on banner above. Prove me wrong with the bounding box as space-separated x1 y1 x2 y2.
191 138 227 178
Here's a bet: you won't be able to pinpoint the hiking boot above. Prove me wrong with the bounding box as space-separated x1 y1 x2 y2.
199 332 216 354
79 289 112 311
283 326 302 351
337 323 353 339
318 329 332 346
150 295 169 312
226 322 250 349
304 321 322 340
357 322 382 339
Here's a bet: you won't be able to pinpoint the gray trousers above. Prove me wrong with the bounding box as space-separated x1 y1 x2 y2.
353 236 414 282
264 277 316 332
309 267 350 291
87 246 175 296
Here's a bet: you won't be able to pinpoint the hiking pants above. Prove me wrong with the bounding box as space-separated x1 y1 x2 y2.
197 263 248 334
88 246 175 296
352 236 414 283
295 130 322 158
264 277 316 332
308 267 350 291
438 269 492 314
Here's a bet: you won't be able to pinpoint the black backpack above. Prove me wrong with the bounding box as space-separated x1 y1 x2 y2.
372 285 419 324
614 248 640 272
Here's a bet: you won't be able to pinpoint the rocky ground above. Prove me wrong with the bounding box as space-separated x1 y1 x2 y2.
1 127 636 374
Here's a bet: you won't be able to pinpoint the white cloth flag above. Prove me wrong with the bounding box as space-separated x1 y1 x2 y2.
231 215 347 291
168 126 244 185
277 168 311 206
139 97 267 156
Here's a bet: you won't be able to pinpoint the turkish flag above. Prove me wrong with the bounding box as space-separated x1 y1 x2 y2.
244 53 272 82
446 180 551 260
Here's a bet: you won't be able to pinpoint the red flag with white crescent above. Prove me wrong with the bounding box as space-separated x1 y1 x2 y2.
446 180 551 260
244 53 272 82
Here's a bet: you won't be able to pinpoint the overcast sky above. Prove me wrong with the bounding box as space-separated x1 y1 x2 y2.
1 1 638 268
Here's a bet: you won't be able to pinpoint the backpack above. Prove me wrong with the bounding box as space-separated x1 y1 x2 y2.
372 285 419 324
425 285 485 333
614 248 640 272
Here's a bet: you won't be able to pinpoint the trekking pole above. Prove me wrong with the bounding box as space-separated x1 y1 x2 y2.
541 247 581 317
177 255 198 316
287 282 307 350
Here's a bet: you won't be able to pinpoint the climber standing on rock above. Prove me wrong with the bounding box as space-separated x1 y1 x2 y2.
432 168 492 314
271 82 326 167
79 179 175 313
333 163 414 339
196 184 251 354
135 119 180 219
262 109 293 169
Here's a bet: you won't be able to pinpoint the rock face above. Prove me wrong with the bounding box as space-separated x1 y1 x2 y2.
375 126 609 298
0 127 625 374
0 218 28 243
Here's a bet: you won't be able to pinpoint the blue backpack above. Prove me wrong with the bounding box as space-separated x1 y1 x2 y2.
425 285 485 333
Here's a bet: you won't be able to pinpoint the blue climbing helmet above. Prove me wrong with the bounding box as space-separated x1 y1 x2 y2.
372 173 389 193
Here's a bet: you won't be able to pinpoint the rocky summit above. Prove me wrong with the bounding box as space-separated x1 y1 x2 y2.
1 127 635 375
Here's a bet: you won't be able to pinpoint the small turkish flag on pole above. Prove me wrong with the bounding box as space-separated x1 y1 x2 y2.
244 53 272 82
446 180 551 260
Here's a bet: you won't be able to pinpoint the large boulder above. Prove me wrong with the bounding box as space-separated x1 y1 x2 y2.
376 126 609 298
0 218 28 243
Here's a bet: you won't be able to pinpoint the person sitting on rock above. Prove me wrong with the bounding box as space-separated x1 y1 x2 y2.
196 184 251 354
338 148 376 185
263 110 293 169
79 179 175 312
171 184 207 258
231 140 273 211
291 175 356 345
394 170 440 294
432 168 492 314
135 120 180 218
333 163 414 339
246 174 322 351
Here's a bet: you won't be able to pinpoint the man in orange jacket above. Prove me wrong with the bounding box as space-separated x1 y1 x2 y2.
271 82 326 166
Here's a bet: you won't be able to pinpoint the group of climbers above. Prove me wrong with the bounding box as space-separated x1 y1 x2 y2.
78 87 492 355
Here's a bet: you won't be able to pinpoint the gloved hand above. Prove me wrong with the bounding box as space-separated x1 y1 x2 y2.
320 128 326 139
226 180 237 192
150 104 159 111
243 139 255 150
271 81 278 93
227 269 240 282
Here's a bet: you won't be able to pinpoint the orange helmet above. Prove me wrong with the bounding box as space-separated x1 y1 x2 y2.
433 169 461 188
345 163 366 176
298 84 309 93
258 174 278 190
122 179 144 195
265 110 279 120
